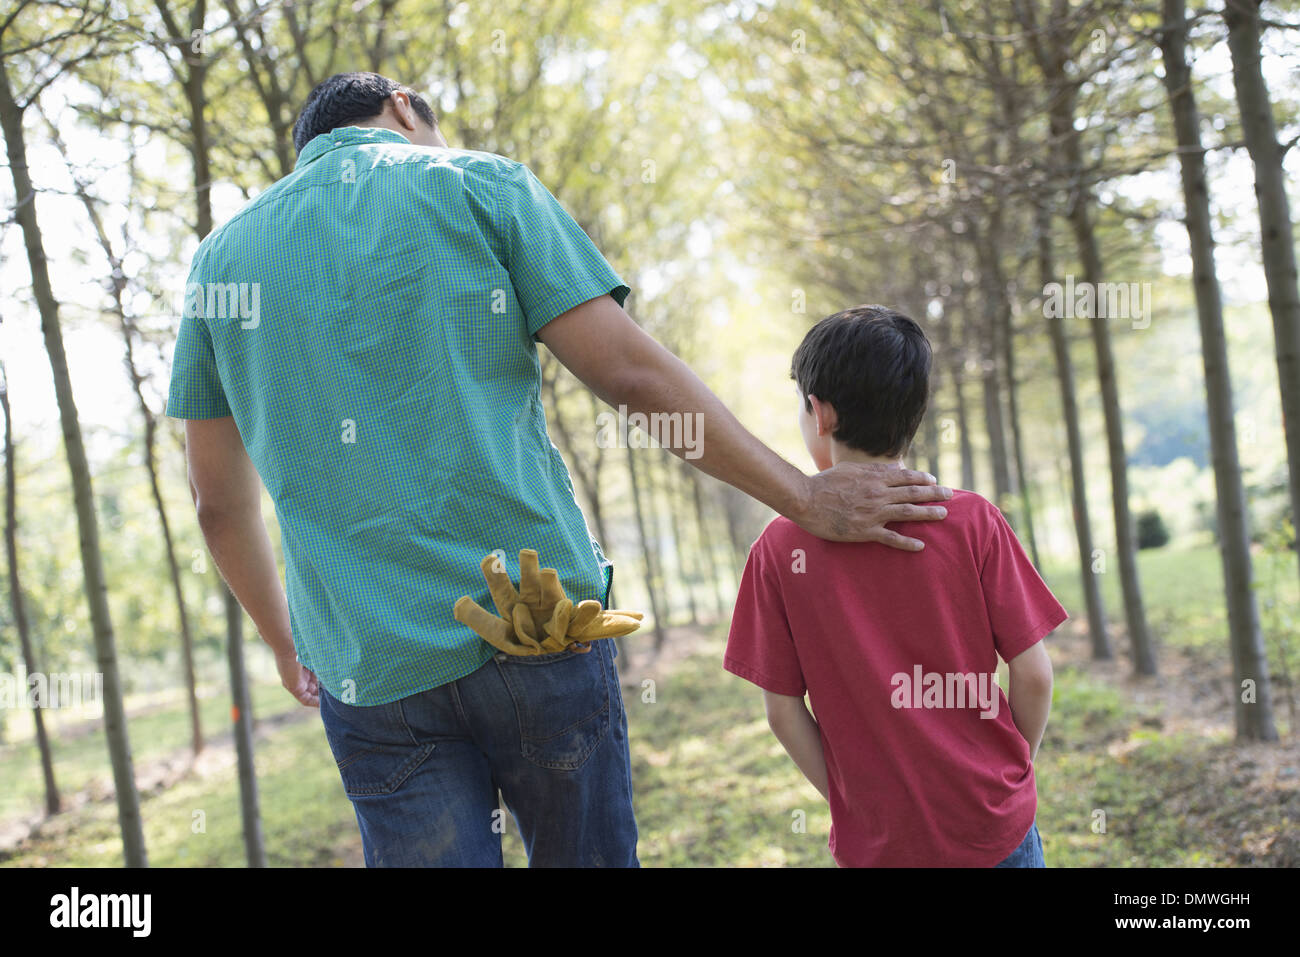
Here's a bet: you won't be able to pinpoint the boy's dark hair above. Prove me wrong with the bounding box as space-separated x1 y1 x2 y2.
293 72 437 153
790 304 931 458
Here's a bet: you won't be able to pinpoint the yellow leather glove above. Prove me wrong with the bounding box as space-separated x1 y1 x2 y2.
453 549 643 656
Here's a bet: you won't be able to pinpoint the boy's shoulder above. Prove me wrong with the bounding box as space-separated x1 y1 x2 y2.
754 487 998 554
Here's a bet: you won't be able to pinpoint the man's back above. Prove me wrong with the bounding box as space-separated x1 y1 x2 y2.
167 127 630 705
724 488 1066 866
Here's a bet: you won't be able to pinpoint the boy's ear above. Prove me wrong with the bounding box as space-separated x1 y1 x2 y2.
809 394 838 437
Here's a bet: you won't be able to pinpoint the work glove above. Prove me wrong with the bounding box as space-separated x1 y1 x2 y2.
453 548 643 656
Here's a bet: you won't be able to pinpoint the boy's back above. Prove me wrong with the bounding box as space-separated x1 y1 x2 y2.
724 488 1066 867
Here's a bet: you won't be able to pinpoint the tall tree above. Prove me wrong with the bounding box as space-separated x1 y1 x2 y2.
43 110 205 756
1034 196 1113 659
969 214 1014 509
1224 0 1300 589
1158 0 1277 740
1017 0 1157 674
686 465 728 621
0 10 147 864
626 444 667 651
660 454 700 626
2 363 61 814
155 0 267 854
226 585 266 865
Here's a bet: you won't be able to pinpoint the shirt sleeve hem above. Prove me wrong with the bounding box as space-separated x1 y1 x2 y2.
164 402 233 420
526 281 632 339
998 605 1069 662
165 397 233 421
722 655 806 697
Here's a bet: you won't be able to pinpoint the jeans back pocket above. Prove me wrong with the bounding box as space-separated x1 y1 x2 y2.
320 690 437 796
494 645 611 771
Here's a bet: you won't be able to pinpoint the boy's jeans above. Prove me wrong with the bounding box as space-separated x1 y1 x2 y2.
993 819 1045 868
318 638 639 867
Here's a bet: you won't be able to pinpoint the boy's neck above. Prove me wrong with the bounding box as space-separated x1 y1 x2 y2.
830 444 904 468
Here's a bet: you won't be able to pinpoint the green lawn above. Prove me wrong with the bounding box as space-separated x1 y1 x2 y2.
1040 542 1298 659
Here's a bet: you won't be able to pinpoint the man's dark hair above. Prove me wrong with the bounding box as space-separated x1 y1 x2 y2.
292 72 437 153
790 304 932 458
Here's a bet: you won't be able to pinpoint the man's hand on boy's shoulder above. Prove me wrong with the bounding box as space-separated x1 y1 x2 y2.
792 463 951 550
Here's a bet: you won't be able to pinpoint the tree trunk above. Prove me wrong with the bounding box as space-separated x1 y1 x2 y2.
667 460 701 626
1034 198 1112 660
1070 203 1155 673
952 357 977 492
1224 0 1300 591
993 264 1042 568
971 221 1013 508
1160 0 1277 740
1022 0 1156 674
172 0 228 753
625 445 666 651
688 467 727 621
144 412 204 755
0 64 147 865
923 365 942 481
983 26 1041 566
583 391 611 549
1064 161 1156 676
644 451 676 625
164 0 271 829
539 360 612 549
720 485 754 580
1002 324 1042 570
225 588 267 864
50 118 206 757
3 367 61 814
658 455 699 626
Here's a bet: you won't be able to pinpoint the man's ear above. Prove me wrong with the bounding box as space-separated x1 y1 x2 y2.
390 91 419 132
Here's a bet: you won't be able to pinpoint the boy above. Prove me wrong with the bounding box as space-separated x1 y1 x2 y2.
723 304 1063 867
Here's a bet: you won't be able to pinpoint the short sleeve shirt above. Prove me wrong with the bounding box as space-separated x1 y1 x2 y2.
167 127 629 705
724 489 1067 866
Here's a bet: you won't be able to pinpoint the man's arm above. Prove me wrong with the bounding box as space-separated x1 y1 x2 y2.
184 416 319 706
764 690 831 801
536 294 951 549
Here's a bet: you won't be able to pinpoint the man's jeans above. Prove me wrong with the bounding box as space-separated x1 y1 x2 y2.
993 819 1045 868
319 638 639 867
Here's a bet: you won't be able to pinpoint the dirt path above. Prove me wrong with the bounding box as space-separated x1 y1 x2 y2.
1050 618 1300 865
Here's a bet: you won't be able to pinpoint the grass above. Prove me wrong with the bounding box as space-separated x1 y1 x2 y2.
1040 541 1298 657
2 543 1296 867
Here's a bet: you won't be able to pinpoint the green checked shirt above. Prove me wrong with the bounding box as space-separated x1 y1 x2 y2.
166 126 629 705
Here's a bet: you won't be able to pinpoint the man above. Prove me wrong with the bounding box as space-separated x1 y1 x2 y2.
167 72 950 867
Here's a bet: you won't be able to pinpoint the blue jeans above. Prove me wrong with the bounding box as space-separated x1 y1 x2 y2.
319 637 639 867
993 819 1045 867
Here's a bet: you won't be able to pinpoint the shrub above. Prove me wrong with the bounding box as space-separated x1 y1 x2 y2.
1137 509 1170 550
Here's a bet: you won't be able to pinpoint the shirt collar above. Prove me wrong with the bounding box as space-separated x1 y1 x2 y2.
294 127 413 169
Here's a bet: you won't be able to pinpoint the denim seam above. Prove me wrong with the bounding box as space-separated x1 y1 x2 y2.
340 741 437 796
447 675 473 731
394 698 421 748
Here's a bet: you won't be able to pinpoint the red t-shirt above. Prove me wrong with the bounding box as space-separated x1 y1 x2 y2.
723 488 1066 867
